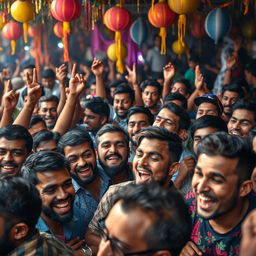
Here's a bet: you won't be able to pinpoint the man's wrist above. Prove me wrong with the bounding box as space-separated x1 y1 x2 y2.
82 245 92 256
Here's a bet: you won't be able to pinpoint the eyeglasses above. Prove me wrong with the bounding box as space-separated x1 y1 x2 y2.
97 220 162 256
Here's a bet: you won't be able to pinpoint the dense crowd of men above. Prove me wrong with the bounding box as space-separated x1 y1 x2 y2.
0 33 256 256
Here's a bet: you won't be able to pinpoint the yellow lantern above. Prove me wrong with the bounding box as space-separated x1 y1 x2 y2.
11 0 34 43
107 43 127 62
172 40 187 58
168 0 200 47
0 13 5 30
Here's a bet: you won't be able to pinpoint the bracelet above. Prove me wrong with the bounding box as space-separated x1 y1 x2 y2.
82 245 93 256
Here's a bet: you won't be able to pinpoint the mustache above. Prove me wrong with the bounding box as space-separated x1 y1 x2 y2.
104 153 122 161
196 191 217 201
51 195 72 207
0 162 18 168
223 105 232 108
137 165 152 173
75 163 93 173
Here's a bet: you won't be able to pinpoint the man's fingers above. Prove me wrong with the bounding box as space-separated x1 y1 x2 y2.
71 64 77 78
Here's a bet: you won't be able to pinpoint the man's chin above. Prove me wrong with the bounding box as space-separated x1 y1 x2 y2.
42 206 73 224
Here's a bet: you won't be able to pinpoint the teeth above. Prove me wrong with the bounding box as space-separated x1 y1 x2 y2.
199 194 213 201
3 166 14 169
54 202 69 208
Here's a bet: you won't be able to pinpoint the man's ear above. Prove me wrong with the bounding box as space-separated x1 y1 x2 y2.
178 129 187 141
239 180 253 197
100 116 107 126
168 162 180 177
10 223 29 241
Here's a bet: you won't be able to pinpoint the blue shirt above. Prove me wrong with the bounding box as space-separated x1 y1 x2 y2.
36 203 88 242
73 165 111 222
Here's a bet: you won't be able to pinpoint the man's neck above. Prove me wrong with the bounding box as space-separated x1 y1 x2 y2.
83 175 101 202
41 213 63 235
111 165 130 185
148 105 159 115
208 198 249 234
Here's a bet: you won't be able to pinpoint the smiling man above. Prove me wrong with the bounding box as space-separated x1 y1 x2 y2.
181 132 256 256
0 125 33 177
21 151 90 255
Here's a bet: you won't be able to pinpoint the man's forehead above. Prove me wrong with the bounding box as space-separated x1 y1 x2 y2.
114 93 130 100
0 137 26 148
36 168 71 184
128 113 149 122
198 102 217 109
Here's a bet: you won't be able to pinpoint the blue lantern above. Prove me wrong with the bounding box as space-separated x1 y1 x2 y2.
130 18 148 46
205 8 231 44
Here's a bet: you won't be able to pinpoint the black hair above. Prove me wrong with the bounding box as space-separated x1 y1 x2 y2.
33 130 60 152
245 60 256 77
22 64 36 71
0 176 42 229
96 124 129 147
191 115 228 139
197 132 256 182
112 182 191 256
113 84 135 103
0 125 33 153
42 68 55 79
29 115 46 129
21 151 70 186
163 92 188 110
84 97 110 119
58 128 94 154
140 79 162 95
232 99 256 121
221 83 245 98
248 125 256 150
172 78 191 94
159 102 191 131
38 95 59 108
126 106 154 125
136 126 182 163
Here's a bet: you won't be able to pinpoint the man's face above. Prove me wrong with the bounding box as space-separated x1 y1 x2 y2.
171 82 189 98
36 168 75 223
29 122 47 137
133 138 172 187
42 77 55 89
83 108 106 134
0 138 28 176
192 153 240 220
193 127 219 154
38 101 58 129
97 201 152 256
253 136 256 152
64 142 97 186
142 86 160 109
113 93 132 119
228 109 255 138
221 91 240 116
89 84 96 95
22 68 33 84
153 108 180 134
196 102 219 119
127 113 150 142
36 140 58 152
97 132 129 177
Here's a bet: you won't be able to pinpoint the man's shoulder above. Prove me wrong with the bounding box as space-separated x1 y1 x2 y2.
107 181 134 193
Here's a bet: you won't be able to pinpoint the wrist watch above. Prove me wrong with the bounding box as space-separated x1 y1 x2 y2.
82 245 93 256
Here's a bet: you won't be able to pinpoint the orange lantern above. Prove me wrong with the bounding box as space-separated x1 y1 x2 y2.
53 22 63 38
51 0 81 62
148 1 176 54
2 21 23 55
10 0 34 43
104 5 131 73
168 0 200 47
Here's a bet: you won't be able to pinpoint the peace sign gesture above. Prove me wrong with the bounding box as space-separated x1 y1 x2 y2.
2 80 19 111
69 64 86 97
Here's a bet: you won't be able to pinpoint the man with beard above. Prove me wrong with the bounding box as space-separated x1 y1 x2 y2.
221 83 244 123
21 150 90 255
96 124 133 184
0 125 32 177
85 126 182 254
0 176 73 255
180 132 256 256
228 99 256 139
58 128 110 222
37 95 59 129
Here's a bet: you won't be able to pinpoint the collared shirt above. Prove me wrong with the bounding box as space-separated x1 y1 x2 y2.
109 105 128 130
8 230 73 256
36 203 88 242
73 165 111 222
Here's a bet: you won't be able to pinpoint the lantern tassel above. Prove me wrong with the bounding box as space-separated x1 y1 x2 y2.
178 14 186 48
243 0 249 15
63 21 70 62
159 27 166 55
23 22 28 43
11 40 16 55
115 31 124 73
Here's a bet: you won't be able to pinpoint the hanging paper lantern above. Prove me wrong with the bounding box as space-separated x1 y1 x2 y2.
168 0 200 48
242 20 256 39
191 13 206 39
2 21 23 55
107 43 127 62
53 22 63 38
104 5 131 73
130 18 147 46
10 0 34 43
148 2 176 55
0 13 5 30
172 40 187 55
51 0 81 62
205 8 231 44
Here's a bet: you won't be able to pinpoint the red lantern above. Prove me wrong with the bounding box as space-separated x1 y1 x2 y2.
53 22 63 38
2 21 22 55
104 5 131 73
191 13 206 39
51 0 81 62
148 2 176 54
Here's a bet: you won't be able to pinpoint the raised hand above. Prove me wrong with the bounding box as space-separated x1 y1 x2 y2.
91 58 104 77
26 68 42 105
226 55 237 70
2 80 19 111
194 65 204 92
125 63 137 85
56 64 67 86
69 64 86 97
163 62 175 82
